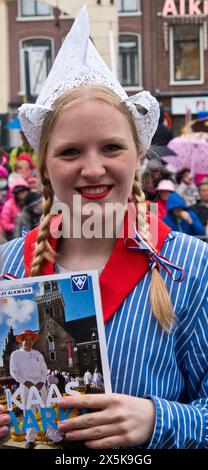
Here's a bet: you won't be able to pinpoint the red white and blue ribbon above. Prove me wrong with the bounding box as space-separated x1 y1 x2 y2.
0 273 18 281
125 226 184 283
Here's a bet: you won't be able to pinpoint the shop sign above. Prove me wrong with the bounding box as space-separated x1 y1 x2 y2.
162 0 208 16
171 96 208 115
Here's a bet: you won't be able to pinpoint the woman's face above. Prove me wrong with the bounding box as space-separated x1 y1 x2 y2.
45 99 138 219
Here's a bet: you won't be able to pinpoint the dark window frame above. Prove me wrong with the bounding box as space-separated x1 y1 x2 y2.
119 34 140 87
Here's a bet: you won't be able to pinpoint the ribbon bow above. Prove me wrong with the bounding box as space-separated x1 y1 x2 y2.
0 273 18 281
125 226 184 283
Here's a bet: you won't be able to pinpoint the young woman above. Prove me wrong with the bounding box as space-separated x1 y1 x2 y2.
0 5 208 449
0 85 208 449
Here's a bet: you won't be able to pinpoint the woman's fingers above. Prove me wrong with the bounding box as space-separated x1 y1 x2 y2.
85 435 125 449
64 423 118 442
0 408 11 439
58 393 113 411
58 409 112 433
0 412 10 439
0 426 9 439
0 415 10 425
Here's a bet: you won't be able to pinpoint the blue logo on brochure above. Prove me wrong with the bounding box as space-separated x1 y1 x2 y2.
71 274 89 292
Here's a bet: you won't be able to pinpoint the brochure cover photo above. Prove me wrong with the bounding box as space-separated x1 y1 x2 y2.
0 271 111 449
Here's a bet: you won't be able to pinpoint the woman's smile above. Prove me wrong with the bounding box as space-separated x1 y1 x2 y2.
76 184 113 200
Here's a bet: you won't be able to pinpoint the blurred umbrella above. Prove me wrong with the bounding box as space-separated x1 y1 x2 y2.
152 145 177 157
162 137 208 175
5 116 21 129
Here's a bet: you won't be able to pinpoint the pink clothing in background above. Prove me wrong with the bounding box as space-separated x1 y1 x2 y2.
1 197 22 233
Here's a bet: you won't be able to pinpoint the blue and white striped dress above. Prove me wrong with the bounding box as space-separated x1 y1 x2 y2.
0 231 208 448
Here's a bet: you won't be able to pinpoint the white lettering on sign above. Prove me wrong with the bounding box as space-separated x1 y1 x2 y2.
162 0 208 15
0 287 33 297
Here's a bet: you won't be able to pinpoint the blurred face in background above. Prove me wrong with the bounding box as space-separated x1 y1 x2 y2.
15 160 31 180
199 184 208 203
182 171 192 185
172 208 183 217
31 200 43 215
159 190 170 201
15 189 30 207
0 177 8 190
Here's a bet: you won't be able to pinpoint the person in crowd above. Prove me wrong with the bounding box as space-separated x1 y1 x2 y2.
9 330 62 448
16 153 36 179
0 6 208 449
55 370 66 394
92 368 103 389
8 153 36 188
163 192 205 236
156 179 175 219
0 166 10 239
47 370 59 387
142 157 173 202
0 166 10 216
1 178 30 240
14 191 43 237
176 168 198 206
83 370 93 392
27 175 39 192
190 177 208 237
152 106 173 146
0 148 11 174
9 130 37 170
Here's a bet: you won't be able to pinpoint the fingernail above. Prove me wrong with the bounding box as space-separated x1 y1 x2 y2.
2 416 10 424
66 432 75 439
0 426 8 436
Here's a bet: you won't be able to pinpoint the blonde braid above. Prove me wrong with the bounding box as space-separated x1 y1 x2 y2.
132 171 175 332
31 182 55 276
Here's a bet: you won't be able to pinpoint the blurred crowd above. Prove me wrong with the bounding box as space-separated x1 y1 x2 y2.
0 111 208 244
0 131 43 244
142 158 208 239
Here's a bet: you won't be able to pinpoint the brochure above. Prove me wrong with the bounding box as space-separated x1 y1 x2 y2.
0 271 111 449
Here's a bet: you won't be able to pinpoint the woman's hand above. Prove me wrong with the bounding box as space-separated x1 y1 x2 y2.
0 405 10 440
57 393 155 449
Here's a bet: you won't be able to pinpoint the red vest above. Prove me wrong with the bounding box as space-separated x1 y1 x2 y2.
24 211 171 323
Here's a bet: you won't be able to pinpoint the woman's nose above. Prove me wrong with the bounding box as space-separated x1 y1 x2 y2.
80 152 106 179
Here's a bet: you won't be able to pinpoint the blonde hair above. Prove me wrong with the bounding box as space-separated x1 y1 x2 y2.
31 84 174 331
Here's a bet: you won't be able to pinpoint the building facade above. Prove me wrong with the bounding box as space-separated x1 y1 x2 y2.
118 0 208 133
0 0 208 146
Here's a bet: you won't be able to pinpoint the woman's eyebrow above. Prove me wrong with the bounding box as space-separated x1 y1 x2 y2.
52 137 127 153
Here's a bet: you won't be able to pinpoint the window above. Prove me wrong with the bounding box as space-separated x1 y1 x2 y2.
118 0 139 12
171 24 203 84
20 0 52 17
20 38 52 99
119 35 141 87
48 334 55 351
49 351 56 361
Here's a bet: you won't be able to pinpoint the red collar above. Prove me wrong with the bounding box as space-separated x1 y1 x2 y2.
24 208 171 323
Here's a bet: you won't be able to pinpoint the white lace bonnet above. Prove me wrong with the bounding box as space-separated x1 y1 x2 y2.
18 5 160 153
